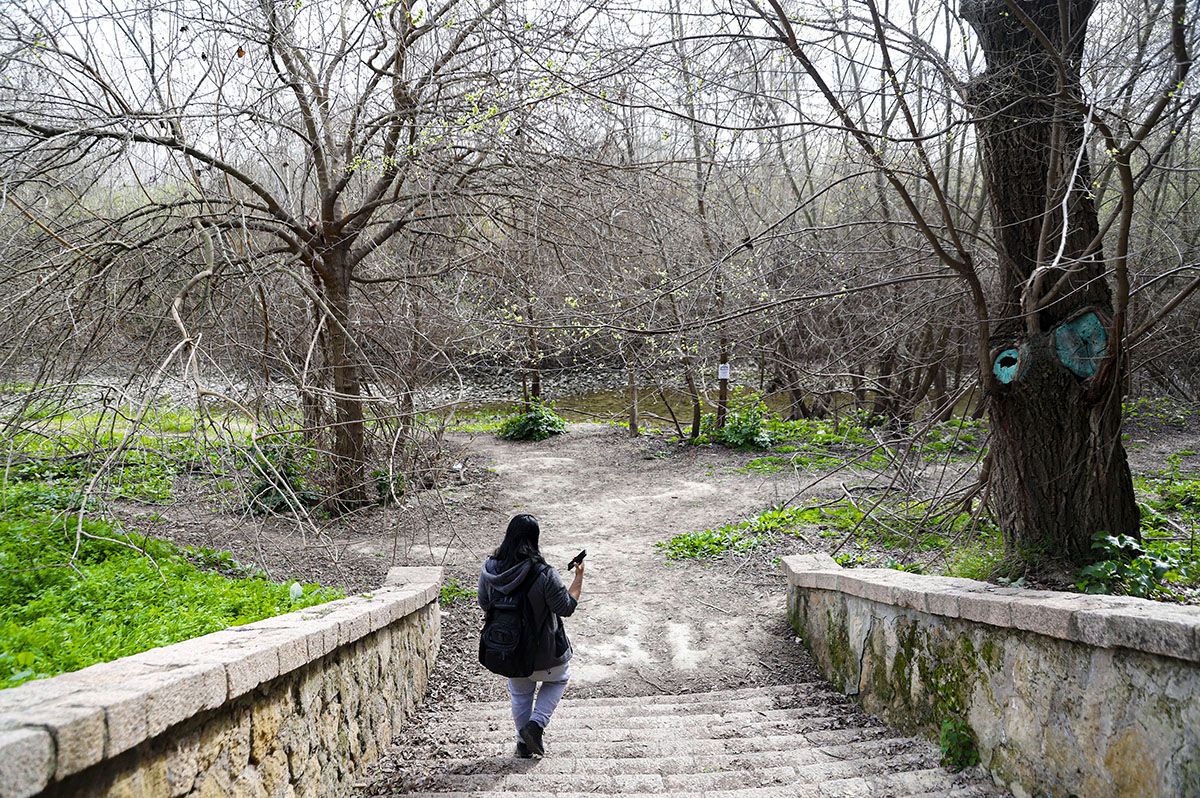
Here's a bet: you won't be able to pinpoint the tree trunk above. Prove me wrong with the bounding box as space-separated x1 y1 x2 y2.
319 251 368 509
526 299 541 403
871 346 898 419
716 338 729 429
963 0 1138 567
682 356 703 440
626 360 639 437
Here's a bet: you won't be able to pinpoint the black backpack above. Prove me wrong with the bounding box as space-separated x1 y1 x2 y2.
478 563 546 678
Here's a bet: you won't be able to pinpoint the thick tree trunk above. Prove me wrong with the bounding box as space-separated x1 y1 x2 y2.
964 0 1138 567
319 252 368 509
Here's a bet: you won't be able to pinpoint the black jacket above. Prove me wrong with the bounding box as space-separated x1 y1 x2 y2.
477 557 577 670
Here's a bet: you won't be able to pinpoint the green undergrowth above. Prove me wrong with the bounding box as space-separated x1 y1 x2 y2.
695 391 986 475
0 482 342 688
920 418 988 460
6 403 256 506
443 410 508 434
497 400 568 442
4 403 391 514
939 717 981 770
439 577 478 605
1123 396 1196 432
1084 450 1200 597
658 500 999 569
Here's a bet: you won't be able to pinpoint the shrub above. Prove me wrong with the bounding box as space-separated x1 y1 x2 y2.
939 718 980 771
1076 532 1177 598
656 526 773 560
372 468 406 505
699 390 772 448
498 400 567 442
245 444 323 514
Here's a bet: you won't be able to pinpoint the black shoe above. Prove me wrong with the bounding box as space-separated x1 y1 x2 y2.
518 720 544 756
515 741 532 759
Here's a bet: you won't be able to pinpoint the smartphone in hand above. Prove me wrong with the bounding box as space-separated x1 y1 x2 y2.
567 549 587 571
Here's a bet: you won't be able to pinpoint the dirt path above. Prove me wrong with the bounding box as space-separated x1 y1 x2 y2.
357 424 1006 796
451 423 820 693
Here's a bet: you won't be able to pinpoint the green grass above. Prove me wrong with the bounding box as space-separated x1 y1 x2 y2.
0 482 342 688
1123 396 1196 432
919 418 988 459
658 499 1000 573
439 577 478 605
444 410 507 434
942 531 1006 580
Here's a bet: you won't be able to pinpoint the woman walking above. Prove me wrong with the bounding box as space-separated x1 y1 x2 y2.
477 514 585 758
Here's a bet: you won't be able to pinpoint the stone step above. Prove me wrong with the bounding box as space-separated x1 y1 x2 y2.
413 736 927 777
370 683 1006 797
453 684 833 719
394 752 937 794
418 727 900 760
457 683 826 713
440 705 867 735
393 764 994 797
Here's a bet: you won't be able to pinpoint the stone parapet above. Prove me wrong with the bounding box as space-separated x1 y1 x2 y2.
784 554 1200 798
0 567 442 798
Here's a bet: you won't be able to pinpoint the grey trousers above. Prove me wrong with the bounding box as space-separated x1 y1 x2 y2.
507 663 570 740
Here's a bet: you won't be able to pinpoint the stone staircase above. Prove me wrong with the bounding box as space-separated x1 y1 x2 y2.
370 683 1007 797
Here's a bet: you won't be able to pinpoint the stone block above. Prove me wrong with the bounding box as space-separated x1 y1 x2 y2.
165 730 202 797
889 581 928 613
1074 604 1200 661
1008 591 1096 640
13 699 106 780
954 587 1013 628
335 610 373 648
782 554 841 583
356 593 399 634
274 633 310 676
396 587 436 621
291 614 340 662
135 629 260 671
227 645 282 700
802 570 843 591
923 586 961 618
0 677 83 715
366 598 402 633
837 570 897 604
0 727 53 798
55 685 148 758
384 566 444 591
144 664 228 737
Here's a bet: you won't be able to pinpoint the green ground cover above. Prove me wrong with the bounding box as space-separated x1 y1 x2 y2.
661 446 1200 601
1 403 344 689
657 500 997 570
0 482 342 689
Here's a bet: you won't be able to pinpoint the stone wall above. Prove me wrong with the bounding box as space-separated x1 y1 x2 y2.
0 567 443 798
784 554 1200 798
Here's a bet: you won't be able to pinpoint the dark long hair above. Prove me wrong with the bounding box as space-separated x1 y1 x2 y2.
492 514 545 568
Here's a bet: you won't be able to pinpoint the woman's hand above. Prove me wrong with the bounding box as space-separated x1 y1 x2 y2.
569 561 584 600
